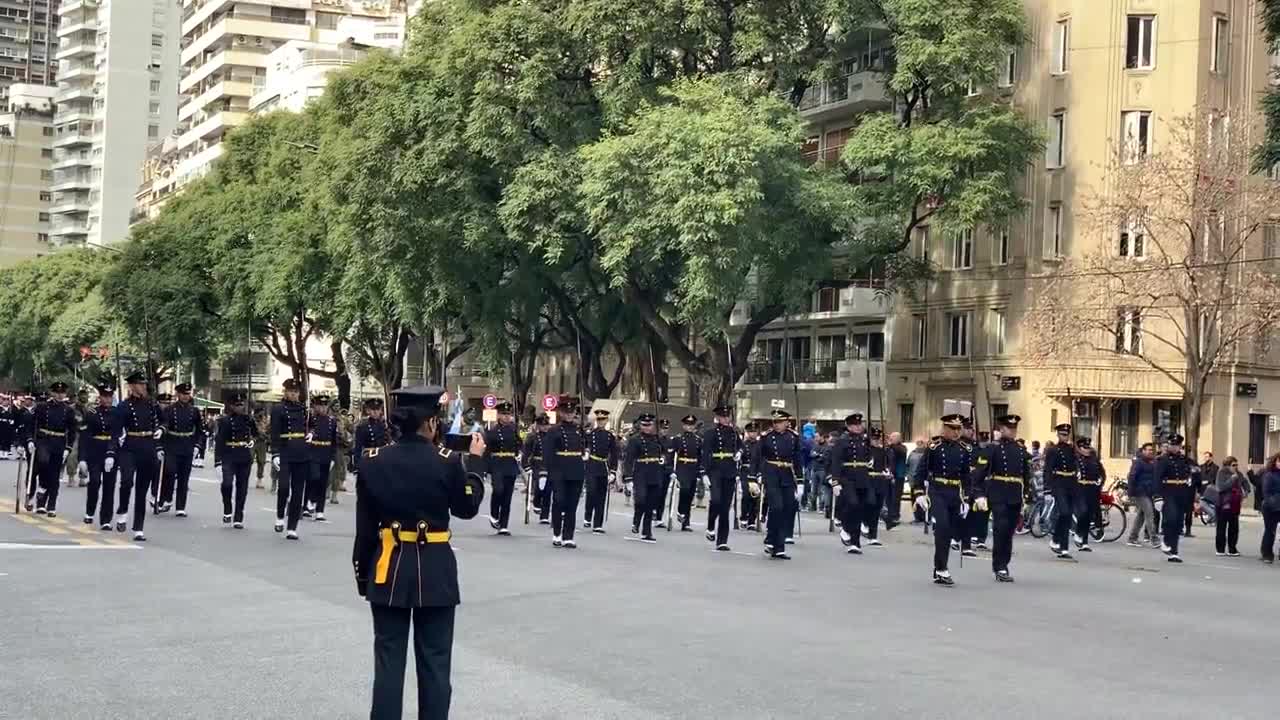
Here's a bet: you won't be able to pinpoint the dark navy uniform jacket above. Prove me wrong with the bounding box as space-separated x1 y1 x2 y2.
700 424 739 479
521 430 545 476
671 431 703 479
162 401 205 457
112 397 161 455
912 438 973 496
751 429 803 487
78 406 114 464
307 413 339 464
270 400 309 462
830 432 872 489
972 438 1031 505
585 427 618 478
33 400 77 454
1044 442 1080 489
544 420 586 484
1078 452 1106 492
352 436 484 608
483 422 521 476
215 413 258 465
1155 451 1193 499
622 432 668 486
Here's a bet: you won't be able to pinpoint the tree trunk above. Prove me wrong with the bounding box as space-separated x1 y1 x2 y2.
1184 387 1205 459
509 346 537 420
330 339 351 410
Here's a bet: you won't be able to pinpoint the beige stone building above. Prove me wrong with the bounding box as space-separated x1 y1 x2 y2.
887 0 1279 473
0 83 55 266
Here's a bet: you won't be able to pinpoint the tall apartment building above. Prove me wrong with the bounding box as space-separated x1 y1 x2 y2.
0 82 55 266
49 0 180 247
0 0 59 102
174 0 408 188
885 0 1278 470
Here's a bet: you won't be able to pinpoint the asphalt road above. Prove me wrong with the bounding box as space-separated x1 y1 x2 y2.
2 460 1277 719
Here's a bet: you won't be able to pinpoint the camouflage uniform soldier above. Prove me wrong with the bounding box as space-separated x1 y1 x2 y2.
65 391 88 487
329 408 353 504
253 408 271 489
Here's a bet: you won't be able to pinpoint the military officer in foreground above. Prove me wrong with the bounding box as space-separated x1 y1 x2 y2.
304 394 338 522
912 414 973 585
214 393 258 528
582 407 618 533
30 381 77 516
353 397 391 484
113 372 163 540
701 405 740 551
670 414 703 531
271 378 310 539
352 385 485 720
971 414 1030 582
80 383 118 528
1155 433 1193 563
1074 437 1106 552
159 383 205 517
1044 423 1080 559
752 409 803 559
738 423 761 530
544 397 587 548
623 412 668 542
483 400 521 535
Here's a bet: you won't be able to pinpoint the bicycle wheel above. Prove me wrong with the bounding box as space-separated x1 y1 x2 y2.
1029 500 1049 538
1100 503 1126 543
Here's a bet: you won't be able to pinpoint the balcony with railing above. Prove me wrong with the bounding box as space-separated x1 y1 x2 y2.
741 357 885 389
790 71 891 123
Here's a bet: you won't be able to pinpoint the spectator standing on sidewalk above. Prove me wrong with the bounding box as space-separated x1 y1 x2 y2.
1260 454 1280 564
1214 457 1248 557
886 431 908 527
1187 451 1218 538
906 437 927 523
1126 442 1159 548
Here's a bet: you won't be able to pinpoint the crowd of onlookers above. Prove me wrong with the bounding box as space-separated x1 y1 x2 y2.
792 419 1280 563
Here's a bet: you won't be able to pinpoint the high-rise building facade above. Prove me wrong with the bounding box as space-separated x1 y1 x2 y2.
49 0 180 247
0 0 60 102
0 82 56 266
173 0 408 188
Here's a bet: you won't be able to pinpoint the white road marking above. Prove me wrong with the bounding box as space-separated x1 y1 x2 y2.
0 543 140 551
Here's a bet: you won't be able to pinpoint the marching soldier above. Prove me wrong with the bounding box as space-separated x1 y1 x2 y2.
353 397 391 486
330 407 354 505
670 414 703 531
253 407 270 490
64 389 88 487
830 413 873 554
112 372 163 540
215 393 258 528
0 393 13 459
80 383 117 529
544 397 586 548
271 378 310 540
159 383 205 517
866 427 891 546
29 381 77 516
1074 437 1106 552
305 394 338 522
351 385 485 720
582 408 618 533
653 418 674 527
149 392 173 509
624 412 667 543
753 409 803 559
523 414 551 524
483 400 521 535
911 414 973 586
20 393 41 509
701 405 740 551
738 423 761 530
971 414 1030 582
1155 433 1192 563
1044 423 1080 559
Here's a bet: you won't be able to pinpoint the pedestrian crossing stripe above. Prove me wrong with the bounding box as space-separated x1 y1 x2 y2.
2 499 131 547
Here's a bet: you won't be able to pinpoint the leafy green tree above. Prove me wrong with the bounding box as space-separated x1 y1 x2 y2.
1257 0 1280 171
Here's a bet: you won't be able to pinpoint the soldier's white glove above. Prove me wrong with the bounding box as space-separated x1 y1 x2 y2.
538 472 547 491
156 449 164 463
62 449 70 463
960 501 970 519
104 457 115 473
974 496 989 512
734 450 742 463
914 495 930 512
608 472 617 484
15 445 25 460
26 441 34 457
832 484 842 497
77 461 88 479
669 472 677 483
152 429 163 440
271 455 281 471
794 486 803 502
305 432 314 443
582 450 591 461
701 473 710 485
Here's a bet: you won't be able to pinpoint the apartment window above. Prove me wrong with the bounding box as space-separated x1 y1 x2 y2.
40 170 52 180
1121 111 1152 164
915 225 930 260
990 309 1006 355
40 148 51 158
1211 16 1229 74
1047 111 1066 168
816 334 847 362
151 34 164 48
911 314 927 359
851 331 885 361
1125 16 1156 70
41 127 52 136
994 226 1010 265
950 228 974 269
1045 205 1064 258
1115 308 1143 355
39 191 50 201
1249 414 1268 465
1052 18 1070 74
316 11 341 30
946 312 971 358
813 287 838 313
999 50 1016 87
148 124 159 139
1110 399 1139 458
36 232 48 242
899 404 914 440
1263 224 1280 264
1119 221 1146 258
37 212 49 222
150 79 161 93
149 101 160 115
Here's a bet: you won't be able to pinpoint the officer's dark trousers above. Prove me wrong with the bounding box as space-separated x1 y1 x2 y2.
633 479 657 537
929 488 963 571
221 461 251 522
370 603 455 720
1075 487 1099 545
583 472 607 529
991 501 1021 572
964 508 990 547
886 476 905 522
1051 481 1077 550
490 470 517 529
117 450 156 532
308 458 332 514
552 475 584 541
764 474 797 551
538 476 553 522
739 477 758 525
34 442 61 512
277 460 308 530
840 487 869 548
864 485 883 541
161 453 194 511
676 469 698 525
85 460 116 525
707 473 735 544
1161 492 1184 554
655 476 672 522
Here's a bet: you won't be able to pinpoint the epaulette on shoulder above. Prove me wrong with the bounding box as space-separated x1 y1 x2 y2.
929 440 942 449
438 447 453 459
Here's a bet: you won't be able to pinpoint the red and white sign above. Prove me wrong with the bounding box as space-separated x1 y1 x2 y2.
541 394 559 411
482 394 498 409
